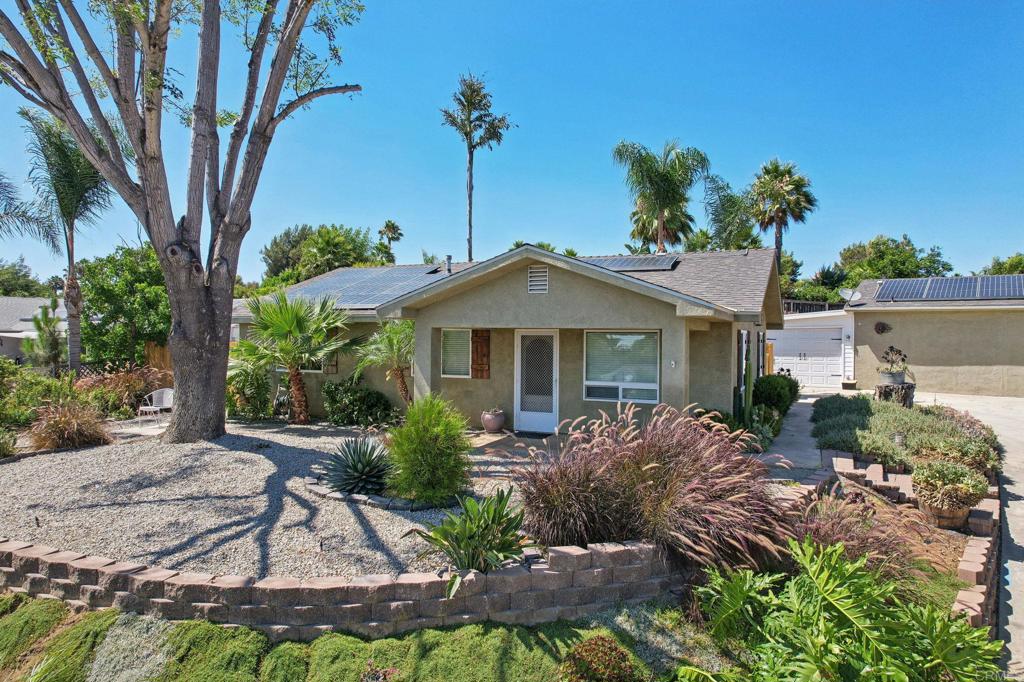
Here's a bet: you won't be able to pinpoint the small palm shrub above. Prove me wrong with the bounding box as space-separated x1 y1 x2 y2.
913 461 988 511
225 361 272 420
406 488 534 597
558 635 645 682
0 428 16 457
28 400 113 450
322 438 393 495
322 378 395 427
387 394 471 504
752 375 797 415
678 539 1002 681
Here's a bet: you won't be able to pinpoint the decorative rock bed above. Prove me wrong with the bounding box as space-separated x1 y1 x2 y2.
303 476 462 511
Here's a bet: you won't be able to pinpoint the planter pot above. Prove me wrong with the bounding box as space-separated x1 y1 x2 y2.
878 371 906 385
919 501 970 530
481 411 506 433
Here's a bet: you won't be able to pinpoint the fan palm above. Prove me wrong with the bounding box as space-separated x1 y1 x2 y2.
629 197 696 249
354 319 415 404
0 172 56 248
612 140 709 253
231 292 352 424
20 108 113 373
750 159 817 269
441 73 514 262
379 219 403 246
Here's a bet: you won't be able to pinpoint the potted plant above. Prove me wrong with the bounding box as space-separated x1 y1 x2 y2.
912 460 988 529
481 407 506 433
877 346 909 385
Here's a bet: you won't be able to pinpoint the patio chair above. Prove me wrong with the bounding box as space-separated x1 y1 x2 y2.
138 388 174 423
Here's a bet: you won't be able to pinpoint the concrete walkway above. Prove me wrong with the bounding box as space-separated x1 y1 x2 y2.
761 394 826 480
915 392 1024 675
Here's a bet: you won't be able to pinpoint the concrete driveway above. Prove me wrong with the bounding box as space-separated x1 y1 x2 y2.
915 391 1024 675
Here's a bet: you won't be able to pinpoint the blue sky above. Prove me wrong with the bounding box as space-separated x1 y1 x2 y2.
1 1 1021 282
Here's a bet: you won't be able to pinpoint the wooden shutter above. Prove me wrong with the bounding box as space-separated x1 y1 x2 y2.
471 329 490 379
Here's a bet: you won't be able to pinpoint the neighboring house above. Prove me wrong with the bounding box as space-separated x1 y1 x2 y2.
768 309 854 390
847 275 1024 397
233 245 784 431
0 296 66 362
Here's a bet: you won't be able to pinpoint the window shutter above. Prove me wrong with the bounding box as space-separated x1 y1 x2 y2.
471 329 490 379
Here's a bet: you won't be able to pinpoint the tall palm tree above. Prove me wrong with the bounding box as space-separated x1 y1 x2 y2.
378 219 403 247
0 172 56 249
629 198 696 250
441 73 514 262
354 320 415 404
749 159 817 269
20 109 112 373
612 141 709 253
231 292 351 424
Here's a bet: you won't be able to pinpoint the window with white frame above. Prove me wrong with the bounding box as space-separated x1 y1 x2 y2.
584 331 660 403
441 328 472 378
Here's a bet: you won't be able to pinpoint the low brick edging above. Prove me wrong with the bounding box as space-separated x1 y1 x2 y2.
827 449 1003 629
0 538 687 643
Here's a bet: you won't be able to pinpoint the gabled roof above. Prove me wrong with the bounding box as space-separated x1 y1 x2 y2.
0 296 66 333
850 275 1024 311
232 246 782 323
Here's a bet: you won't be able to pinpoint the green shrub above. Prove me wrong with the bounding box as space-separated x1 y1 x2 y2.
810 394 871 423
260 642 310 682
28 608 118 682
0 367 65 428
921 436 1000 474
387 394 471 504
916 404 999 448
322 378 395 427
558 635 644 682
857 430 910 468
226 362 273 421
753 375 796 415
0 428 15 457
407 488 533 596
28 400 112 450
0 596 67 670
322 437 393 495
913 461 988 511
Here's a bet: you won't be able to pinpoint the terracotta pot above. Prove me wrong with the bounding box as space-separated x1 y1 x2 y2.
919 501 969 530
481 410 506 433
878 371 906 385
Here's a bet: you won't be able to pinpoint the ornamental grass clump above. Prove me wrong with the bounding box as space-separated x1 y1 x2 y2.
913 461 988 511
518 403 791 570
28 400 112 450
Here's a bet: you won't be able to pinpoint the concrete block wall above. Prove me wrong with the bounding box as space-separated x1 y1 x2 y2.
0 538 686 642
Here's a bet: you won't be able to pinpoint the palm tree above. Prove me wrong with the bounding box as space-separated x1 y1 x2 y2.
750 159 817 269
0 172 56 248
20 109 112 373
379 219 403 247
441 73 514 262
629 198 696 250
354 320 415 404
231 292 351 424
612 141 709 254
562 247 579 258
21 296 64 376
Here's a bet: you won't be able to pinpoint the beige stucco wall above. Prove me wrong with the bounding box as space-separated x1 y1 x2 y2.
688 321 735 413
852 309 1024 397
237 321 406 417
409 260 697 430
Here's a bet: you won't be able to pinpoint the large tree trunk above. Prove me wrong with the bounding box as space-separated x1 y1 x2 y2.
287 366 310 424
774 224 783 269
63 273 82 374
656 210 666 253
391 366 411 404
466 147 474 262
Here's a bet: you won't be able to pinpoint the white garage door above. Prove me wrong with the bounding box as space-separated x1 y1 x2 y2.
768 328 843 389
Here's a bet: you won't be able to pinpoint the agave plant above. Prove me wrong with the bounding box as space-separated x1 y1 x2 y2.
322 437 393 496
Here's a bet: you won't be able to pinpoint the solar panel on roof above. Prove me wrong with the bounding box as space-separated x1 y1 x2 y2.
979 274 1024 299
582 254 678 272
925 276 978 300
876 274 1024 302
876 279 928 301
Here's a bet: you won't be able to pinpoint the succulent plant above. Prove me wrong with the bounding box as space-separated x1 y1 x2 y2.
322 437 393 495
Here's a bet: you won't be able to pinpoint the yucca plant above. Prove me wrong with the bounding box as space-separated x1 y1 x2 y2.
322 438 393 496
405 488 535 597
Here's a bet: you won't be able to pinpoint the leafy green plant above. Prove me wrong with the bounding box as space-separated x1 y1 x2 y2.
752 375 797 415
387 394 471 504
353 319 414 404
226 360 273 421
406 488 533 597
857 430 910 469
0 427 15 457
678 538 1002 681
558 635 646 682
696 568 781 640
924 436 1000 474
322 378 395 427
913 461 988 511
810 394 872 423
322 438 393 496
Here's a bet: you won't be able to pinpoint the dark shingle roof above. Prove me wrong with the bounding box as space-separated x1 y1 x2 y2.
232 248 777 319
850 276 1024 310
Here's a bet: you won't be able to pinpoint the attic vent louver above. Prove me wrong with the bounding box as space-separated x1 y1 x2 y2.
528 265 548 294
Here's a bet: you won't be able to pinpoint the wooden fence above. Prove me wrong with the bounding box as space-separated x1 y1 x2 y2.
144 341 173 373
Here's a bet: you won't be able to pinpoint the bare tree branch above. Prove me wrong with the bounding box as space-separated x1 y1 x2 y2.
0 63 46 107
270 84 362 130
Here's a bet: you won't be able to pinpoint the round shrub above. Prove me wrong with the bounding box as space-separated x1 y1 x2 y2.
912 461 988 511
558 635 644 682
387 394 471 505
753 375 796 415
810 394 872 423
322 378 395 427
856 431 909 469
322 437 393 495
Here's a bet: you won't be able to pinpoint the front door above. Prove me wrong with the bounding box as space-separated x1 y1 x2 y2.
515 330 558 433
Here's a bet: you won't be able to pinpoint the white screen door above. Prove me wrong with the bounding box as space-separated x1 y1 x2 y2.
515 330 558 433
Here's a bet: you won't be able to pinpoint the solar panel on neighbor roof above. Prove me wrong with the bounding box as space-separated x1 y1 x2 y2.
876 274 1024 302
582 254 678 271
978 274 1024 299
926 276 979 300
876 278 928 301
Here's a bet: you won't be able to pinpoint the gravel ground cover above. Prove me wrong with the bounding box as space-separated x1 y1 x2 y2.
0 422 532 580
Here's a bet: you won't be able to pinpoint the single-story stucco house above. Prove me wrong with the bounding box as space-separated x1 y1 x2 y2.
0 296 66 363
232 245 784 431
768 274 1024 397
